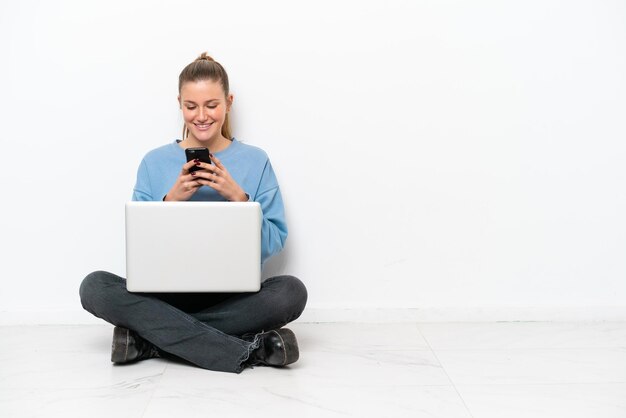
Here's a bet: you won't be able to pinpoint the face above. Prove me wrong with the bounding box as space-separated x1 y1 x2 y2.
178 79 233 144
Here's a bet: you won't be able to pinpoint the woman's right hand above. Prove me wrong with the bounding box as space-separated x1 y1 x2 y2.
163 160 203 201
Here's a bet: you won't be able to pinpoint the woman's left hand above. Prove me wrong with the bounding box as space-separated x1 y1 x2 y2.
191 154 248 202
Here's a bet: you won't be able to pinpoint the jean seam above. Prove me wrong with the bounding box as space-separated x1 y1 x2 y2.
235 337 261 373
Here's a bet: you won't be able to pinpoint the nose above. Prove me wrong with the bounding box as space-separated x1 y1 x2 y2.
197 107 207 121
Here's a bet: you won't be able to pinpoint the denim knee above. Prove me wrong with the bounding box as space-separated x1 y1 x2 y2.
79 270 120 312
277 275 308 321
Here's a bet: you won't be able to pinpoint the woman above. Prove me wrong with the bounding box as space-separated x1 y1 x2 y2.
79 53 307 373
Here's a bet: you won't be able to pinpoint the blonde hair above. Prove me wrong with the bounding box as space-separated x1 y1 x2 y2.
179 52 232 140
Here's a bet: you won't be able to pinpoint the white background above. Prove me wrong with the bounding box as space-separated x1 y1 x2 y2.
1 0 625 322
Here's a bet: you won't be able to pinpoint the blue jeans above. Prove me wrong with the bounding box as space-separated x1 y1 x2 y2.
79 271 308 373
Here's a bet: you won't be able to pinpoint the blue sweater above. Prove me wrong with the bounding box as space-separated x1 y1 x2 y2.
132 138 287 264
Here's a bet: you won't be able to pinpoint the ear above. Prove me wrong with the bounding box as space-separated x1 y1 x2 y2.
226 94 234 112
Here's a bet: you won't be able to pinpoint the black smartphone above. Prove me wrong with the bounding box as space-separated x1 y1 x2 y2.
185 147 212 173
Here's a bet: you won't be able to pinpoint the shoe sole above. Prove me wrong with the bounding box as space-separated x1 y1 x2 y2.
111 326 130 363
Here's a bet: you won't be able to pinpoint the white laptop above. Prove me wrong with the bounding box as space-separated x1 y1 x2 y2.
125 201 262 292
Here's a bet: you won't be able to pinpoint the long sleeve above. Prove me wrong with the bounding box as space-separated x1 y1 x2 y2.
255 160 288 264
132 159 154 201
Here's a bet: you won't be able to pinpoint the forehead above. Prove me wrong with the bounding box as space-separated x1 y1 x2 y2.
180 79 225 100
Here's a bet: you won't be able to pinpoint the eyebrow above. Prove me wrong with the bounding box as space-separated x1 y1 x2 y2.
183 99 220 105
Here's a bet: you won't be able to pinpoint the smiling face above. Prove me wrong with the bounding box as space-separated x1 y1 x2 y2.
178 79 233 146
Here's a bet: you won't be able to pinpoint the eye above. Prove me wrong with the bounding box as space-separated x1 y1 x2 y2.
207 105 217 109
186 106 196 110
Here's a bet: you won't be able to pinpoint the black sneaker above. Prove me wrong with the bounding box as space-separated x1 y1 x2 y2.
246 328 299 367
111 326 161 364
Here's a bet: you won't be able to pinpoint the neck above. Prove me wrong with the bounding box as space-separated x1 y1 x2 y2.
179 134 232 153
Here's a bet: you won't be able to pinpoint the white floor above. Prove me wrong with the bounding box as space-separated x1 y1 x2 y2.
1 322 626 418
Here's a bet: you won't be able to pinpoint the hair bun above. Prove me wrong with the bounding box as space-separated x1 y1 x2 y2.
196 52 215 62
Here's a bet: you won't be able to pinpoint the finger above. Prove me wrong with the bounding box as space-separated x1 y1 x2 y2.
182 160 198 174
211 154 225 169
194 179 209 187
207 161 226 177
199 171 221 184
210 157 229 178
195 161 217 173
196 164 223 180
190 170 213 182
197 171 217 183
211 166 224 179
182 173 199 182
195 174 220 188
209 172 221 183
184 181 202 191
196 178 217 187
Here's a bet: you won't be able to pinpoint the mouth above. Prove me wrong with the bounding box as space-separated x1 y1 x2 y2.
194 122 214 131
